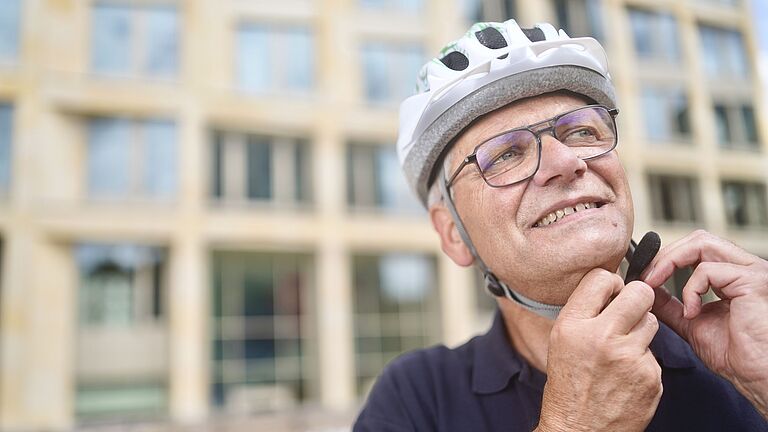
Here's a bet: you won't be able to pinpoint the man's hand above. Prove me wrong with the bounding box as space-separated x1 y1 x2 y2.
642 230 768 419
537 268 662 432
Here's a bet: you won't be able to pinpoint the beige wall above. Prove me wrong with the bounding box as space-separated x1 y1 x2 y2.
1 0 767 430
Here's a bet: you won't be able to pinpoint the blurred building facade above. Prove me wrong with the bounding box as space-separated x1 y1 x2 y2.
0 0 767 430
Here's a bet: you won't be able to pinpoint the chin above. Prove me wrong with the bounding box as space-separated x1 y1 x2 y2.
507 229 630 304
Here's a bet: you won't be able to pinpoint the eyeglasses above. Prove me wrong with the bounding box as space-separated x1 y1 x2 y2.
445 105 619 189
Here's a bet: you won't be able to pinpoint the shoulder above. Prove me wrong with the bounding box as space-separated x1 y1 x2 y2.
385 339 476 381
353 338 480 432
369 339 477 404
652 325 768 431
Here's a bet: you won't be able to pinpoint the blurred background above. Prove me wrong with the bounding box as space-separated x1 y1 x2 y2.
1 0 767 430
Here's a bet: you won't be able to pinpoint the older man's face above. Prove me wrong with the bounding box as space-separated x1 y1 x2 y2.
447 92 634 304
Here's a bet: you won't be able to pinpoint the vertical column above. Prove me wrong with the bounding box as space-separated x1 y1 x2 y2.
677 6 726 234
168 235 208 423
25 240 77 430
0 233 76 431
438 254 476 347
168 18 208 419
316 240 355 408
315 0 355 410
0 230 32 430
517 0 553 26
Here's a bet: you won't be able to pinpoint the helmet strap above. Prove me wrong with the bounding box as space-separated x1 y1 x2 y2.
439 173 563 320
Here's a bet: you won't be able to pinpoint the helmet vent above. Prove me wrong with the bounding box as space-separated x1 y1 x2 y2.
439 51 469 71
522 27 546 42
475 27 508 50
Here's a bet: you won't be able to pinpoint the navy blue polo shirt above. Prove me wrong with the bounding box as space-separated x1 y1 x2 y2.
354 311 768 431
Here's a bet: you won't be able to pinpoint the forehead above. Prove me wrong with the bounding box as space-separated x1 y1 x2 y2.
449 92 593 162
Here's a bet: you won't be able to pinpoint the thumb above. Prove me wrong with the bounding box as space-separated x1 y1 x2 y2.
560 269 623 319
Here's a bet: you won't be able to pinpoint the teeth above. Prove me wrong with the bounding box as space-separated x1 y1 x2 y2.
534 202 599 227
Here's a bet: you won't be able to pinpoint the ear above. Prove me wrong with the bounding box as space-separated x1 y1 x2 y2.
429 203 475 267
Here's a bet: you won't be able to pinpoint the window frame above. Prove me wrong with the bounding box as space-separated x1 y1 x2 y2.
627 6 681 65
346 141 423 214
639 83 692 144
711 100 761 151
698 23 750 80
235 22 315 96
210 130 313 208
0 0 21 64
351 252 441 397
209 250 318 412
90 1 180 79
721 180 768 229
85 117 178 201
0 103 13 198
359 41 424 106
647 173 702 225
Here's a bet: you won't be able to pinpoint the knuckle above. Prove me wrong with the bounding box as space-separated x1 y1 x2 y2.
692 229 710 239
592 326 613 346
640 359 662 383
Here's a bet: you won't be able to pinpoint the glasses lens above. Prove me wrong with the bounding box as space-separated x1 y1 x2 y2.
553 106 617 159
475 129 538 186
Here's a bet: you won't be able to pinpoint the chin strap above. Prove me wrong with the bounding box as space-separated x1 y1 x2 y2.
439 175 563 320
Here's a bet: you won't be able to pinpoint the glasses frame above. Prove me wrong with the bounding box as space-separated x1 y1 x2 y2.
444 105 620 189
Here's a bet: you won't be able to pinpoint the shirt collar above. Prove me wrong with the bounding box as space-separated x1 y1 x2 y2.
649 321 699 369
471 309 698 395
472 310 524 394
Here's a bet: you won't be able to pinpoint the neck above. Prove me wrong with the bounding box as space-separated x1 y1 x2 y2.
498 299 555 373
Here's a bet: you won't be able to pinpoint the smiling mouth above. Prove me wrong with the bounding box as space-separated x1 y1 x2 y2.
533 202 604 228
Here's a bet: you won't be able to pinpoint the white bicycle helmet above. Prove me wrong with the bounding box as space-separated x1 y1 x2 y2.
397 19 616 206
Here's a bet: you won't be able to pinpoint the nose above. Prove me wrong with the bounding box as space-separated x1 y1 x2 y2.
531 134 587 187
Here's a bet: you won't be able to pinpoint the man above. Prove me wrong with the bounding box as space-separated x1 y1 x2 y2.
354 20 768 431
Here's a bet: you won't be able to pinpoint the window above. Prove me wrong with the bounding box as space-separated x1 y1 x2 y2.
664 266 694 301
353 253 440 396
640 86 691 142
87 118 177 199
91 3 179 77
0 0 20 63
628 8 680 62
554 0 604 40
713 102 759 150
696 0 740 6
360 0 423 13
722 181 768 228
647 174 701 224
361 42 423 105
347 143 422 213
211 251 315 412
0 104 12 196
699 25 749 79
75 244 168 420
237 24 313 94
211 131 311 206
459 0 517 23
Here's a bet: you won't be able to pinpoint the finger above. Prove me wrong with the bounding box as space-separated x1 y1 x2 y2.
680 262 755 318
626 311 660 349
642 230 757 289
600 281 655 334
560 268 623 319
650 285 689 341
